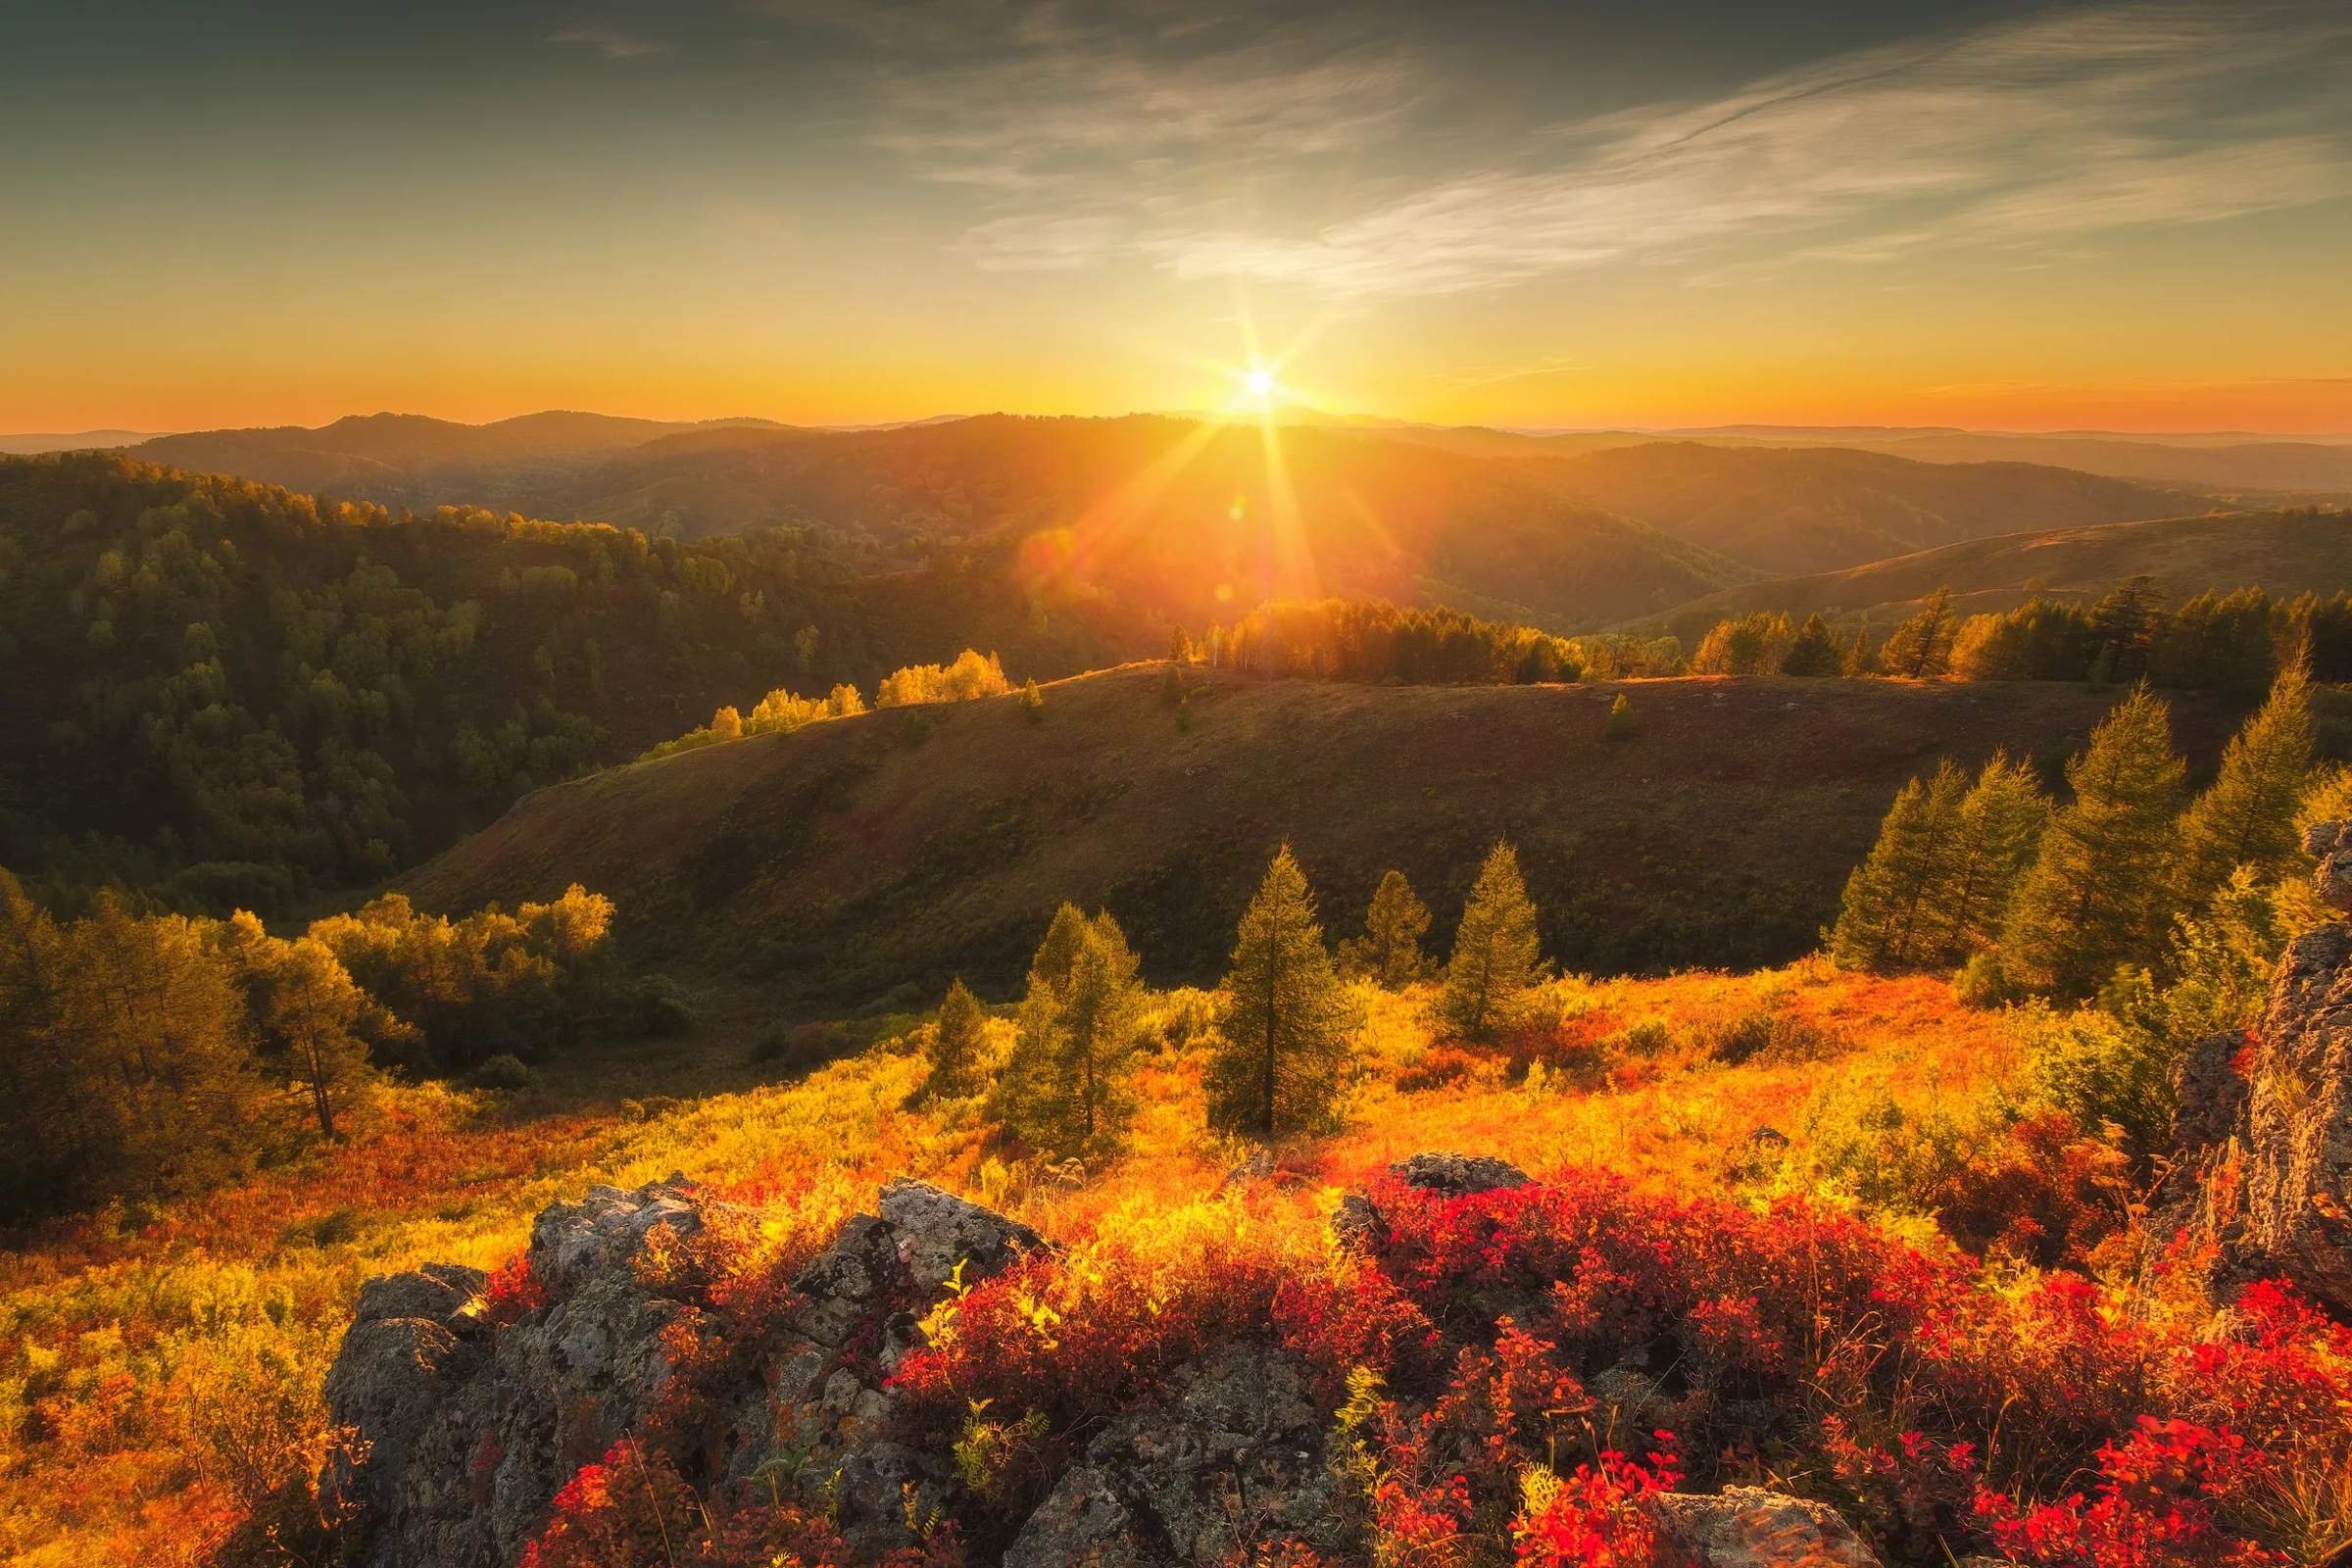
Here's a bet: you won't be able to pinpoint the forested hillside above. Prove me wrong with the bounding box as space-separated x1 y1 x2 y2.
0 455 1144 904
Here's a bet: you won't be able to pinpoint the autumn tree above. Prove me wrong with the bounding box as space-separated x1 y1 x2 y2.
1829 762 1968 971
1604 693 1635 741
2000 685 2187 996
1439 842 1550 1041
995 907 1145 1157
1880 587 1956 679
253 932 379 1141
2170 661 2315 917
926 978 989 1099
1781 613 1843 676
1208 846 1359 1139
1338 869 1433 987
1931 752 2048 964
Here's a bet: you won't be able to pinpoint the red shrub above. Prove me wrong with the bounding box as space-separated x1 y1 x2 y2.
1974 1418 2283 1567
479 1250 547 1327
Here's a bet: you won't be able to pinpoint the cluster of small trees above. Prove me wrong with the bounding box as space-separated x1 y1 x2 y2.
1201 600 1584 685
1833 667 2326 1001
1690 578 2352 695
923 841 1558 1156
0 872 616 1219
637 649 1020 760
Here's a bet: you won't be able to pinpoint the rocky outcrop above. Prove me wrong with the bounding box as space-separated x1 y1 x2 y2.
734 1178 1044 1556
1655 1487 1884 1566
322 1176 1042 1567
1003 1343 1337 1567
1331 1151 1528 1250
324 1181 713 1567
2236 820 2352 1311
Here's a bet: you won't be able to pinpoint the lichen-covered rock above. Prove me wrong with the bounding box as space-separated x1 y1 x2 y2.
2308 818 2352 914
2239 914 2352 1311
2170 1030 2252 1158
323 1180 710 1568
1332 1152 1528 1250
1654 1487 1884 1567
1003 1344 1336 1567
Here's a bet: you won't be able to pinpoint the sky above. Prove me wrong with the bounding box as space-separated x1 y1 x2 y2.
4 0 2350 434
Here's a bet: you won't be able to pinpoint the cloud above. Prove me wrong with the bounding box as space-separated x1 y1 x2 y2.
548 22 670 59
834 0 2352 297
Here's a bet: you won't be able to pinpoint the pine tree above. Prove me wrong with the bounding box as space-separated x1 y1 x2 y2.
1439 842 1550 1041
1828 761 1967 970
2088 575 2165 684
926 978 988 1098
2000 685 2187 997
1339 869 1433 987
1881 587 1956 679
1208 846 1360 1139
1781 612 1842 676
1019 677 1045 723
1932 752 2048 965
996 909 1144 1156
2170 661 2315 916
1028 903 1090 995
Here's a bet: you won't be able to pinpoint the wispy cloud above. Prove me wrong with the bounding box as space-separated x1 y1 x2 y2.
548 22 670 60
831 0 2352 297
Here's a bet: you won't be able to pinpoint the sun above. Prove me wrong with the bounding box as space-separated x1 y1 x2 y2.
1244 365 1276 404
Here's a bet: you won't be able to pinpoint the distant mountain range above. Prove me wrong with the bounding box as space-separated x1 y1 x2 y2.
37 409 2257 631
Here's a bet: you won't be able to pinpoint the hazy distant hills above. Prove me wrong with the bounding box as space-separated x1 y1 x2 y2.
116 410 2241 629
0 430 158 455
1642 510 2352 639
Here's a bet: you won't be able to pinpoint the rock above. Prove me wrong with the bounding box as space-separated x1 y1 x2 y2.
1332 1152 1529 1250
323 1179 711 1568
2238 915 2352 1311
1004 1344 1336 1567
2169 1030 2251 1157
1391 1152 1529 1197
2307 818 2352 913
1654 1487 1884 1567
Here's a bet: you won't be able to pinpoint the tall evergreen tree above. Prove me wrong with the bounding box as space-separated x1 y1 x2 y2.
926 978 989 1099
1999 685 2187 996
1781 612 1843 676
1338 869 1433 987
996 908 1144 1156
1932 752 2048 965
260 935 377 1142
1439 842 1550 1041
1828 761 1968 970
1880 587 1957 679
2170 662 2316 917
2088 575 2165 684
1208 846 1360 1139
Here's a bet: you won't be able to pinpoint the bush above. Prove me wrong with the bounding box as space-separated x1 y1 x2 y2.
468 1054 538 1092
621 974 696 1038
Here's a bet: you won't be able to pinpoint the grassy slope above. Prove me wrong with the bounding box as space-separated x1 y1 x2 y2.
1641 509 2352 638
406 665 2278 1006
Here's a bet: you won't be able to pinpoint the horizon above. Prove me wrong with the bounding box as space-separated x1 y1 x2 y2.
6 1 2350 435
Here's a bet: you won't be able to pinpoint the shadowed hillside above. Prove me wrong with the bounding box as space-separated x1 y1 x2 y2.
1643 509 2352 639
407 663 2291 1004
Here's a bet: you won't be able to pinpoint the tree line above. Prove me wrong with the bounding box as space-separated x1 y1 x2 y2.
918 839 1556 1157
0 873 617 1220
1830 662 2347 1151
1691 578 2352 694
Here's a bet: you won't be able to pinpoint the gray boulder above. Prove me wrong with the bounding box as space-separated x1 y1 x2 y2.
1653 1487 1884 1567
1332 1152 1529 1250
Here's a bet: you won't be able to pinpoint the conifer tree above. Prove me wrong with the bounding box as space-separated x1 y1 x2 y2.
926 978 988 1098
1338 869 1433 987
1781 612 1843 676
1439 842 1550 1041
261 935 377 1142
2170 662 2315 916
1828 761 1967 970
1932 752 2048 965
1208 846 1359 1139
1881 587 1956 679
996 908 1144 1156
2000 685 2187 997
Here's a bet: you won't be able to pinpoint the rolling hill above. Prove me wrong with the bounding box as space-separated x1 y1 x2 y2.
405 662 2304 1005
1517 441 2206 578
1642 508 2352 640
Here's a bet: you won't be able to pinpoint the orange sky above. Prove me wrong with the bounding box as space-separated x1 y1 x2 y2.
4 1 2348 437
